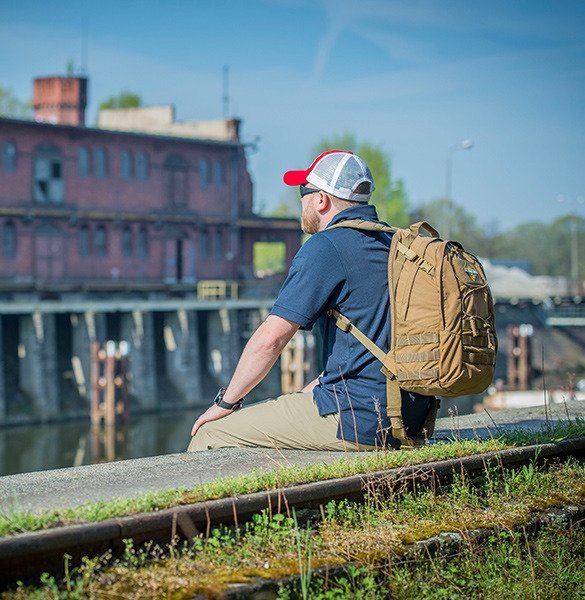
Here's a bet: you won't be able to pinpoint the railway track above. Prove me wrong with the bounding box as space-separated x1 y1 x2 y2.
0 437 584 588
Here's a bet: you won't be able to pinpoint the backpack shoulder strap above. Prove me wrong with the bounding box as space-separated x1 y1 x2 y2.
327 219 398 234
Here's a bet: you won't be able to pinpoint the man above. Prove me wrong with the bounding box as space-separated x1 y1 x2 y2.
188 150 432 452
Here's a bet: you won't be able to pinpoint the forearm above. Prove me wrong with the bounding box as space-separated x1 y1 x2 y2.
222 316 298 404
301 373 322 393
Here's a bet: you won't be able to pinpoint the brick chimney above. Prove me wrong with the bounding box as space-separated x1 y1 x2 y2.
33 76 88 126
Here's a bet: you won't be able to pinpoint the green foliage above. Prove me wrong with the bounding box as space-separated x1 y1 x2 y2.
313 133 410 227
99 90 142 110
253 241 287 276
5 461 583 599
411 197 487 255
0 86 32 119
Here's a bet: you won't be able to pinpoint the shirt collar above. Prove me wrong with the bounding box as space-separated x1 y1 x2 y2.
325 204 380 229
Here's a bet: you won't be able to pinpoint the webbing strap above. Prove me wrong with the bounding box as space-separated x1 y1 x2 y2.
327 219 396 234
329 309 388 365
463 351 495 366
386 378 416 449
462 334 490 347
395 333 439 346
395 242 435 275
395 350 439 364
396 368 438 381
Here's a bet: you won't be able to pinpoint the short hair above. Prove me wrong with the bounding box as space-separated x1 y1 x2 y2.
329 195 363 210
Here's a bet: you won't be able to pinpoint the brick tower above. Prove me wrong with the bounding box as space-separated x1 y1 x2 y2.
33 76 88 126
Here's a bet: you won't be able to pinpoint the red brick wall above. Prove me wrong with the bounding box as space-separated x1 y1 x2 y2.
0 119 297 284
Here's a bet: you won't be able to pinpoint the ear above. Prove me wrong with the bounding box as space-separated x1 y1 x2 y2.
315 191 331 214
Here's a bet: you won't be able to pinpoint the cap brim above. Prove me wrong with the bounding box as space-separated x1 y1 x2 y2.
283 169 309 186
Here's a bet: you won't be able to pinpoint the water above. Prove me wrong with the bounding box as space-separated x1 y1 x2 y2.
0 408 205 477
0 394 485 477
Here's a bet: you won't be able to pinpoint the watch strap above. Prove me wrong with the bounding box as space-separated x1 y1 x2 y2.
214 388 244 411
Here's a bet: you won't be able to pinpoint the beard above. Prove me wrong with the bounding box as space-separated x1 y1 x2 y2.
301 202 320 235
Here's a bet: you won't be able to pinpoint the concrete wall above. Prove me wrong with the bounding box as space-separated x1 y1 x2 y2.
19 313 60 421
121 310 158 410
163 309 202 405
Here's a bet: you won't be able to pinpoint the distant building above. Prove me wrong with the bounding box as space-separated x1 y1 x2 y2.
0 75 300 289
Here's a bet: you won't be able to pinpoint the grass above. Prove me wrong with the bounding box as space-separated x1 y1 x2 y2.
0 418 584 538
278 526 585 600
3 458 584 599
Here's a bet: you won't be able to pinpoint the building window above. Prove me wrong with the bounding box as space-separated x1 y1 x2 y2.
79 225 90 256
136 152 149 180
78 147 91 178
95 148 109 179
164 155 188 205
138 226 149 259
200 229 208 260
3 222 16 257
3 140 16 172
95 225 107 257
121 151 133 181
121 226 133 257
33 144 64 203
214 161 225 187
200 158 210 189
214 229 223 259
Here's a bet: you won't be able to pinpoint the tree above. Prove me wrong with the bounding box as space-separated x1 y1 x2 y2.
410 198 490 255
99 91 142 110
313 133 410 226
0 86 32 119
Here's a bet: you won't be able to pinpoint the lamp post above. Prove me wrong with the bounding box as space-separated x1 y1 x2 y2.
444 139 474 239
557 194 584 296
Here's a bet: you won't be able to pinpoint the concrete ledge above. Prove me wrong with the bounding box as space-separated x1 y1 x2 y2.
1 400 583 514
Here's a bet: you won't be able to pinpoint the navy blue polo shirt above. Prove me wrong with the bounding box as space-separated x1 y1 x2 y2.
271 204 431 448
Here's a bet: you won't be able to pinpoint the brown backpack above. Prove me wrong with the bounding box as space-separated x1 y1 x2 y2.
328 219 497 449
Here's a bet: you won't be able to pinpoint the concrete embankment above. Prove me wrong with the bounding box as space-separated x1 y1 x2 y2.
1 399 583 514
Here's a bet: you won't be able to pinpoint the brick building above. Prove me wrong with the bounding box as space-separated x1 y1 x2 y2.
0 75 300 290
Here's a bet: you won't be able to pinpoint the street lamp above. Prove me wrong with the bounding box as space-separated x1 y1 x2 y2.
444 139 474 239
557 194 584 296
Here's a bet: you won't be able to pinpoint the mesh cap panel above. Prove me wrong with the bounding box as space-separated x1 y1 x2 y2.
307 152 375 202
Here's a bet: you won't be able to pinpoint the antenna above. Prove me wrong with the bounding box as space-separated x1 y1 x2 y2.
222 65 230 118
81 18 88 75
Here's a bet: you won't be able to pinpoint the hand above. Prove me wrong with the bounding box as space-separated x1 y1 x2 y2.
191 404 233 437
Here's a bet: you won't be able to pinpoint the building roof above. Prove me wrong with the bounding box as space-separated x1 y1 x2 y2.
0 116 242 149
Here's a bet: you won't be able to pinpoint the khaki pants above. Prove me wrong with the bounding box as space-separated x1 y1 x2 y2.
187 392 377 452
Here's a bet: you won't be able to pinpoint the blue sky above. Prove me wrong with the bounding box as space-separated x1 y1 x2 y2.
1 0 584 229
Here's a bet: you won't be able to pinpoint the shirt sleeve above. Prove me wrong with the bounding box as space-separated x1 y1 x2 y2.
270 234 346 330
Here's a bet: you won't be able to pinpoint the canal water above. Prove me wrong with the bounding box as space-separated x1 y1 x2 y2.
0 408 205 477
0 394 483 477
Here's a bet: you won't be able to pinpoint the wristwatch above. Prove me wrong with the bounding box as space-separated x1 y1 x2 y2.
213 387 244 411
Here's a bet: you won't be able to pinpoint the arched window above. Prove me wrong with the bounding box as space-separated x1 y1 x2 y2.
214 160 225 187
3 140 16 172
121 226 133 257
95 225 107 258
95 147 109 179
3 222 16 257
164 155 188 205
121 150 133 181
78 147 91 178
200 158 210 189
79 225 90 256
138 226 149 259
33 144 64 203
136 152 149 180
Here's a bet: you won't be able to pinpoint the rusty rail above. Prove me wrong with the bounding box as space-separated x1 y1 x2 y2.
0 437 583 587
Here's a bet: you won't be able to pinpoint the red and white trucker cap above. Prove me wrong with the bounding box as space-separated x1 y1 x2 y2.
283 150 375 202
